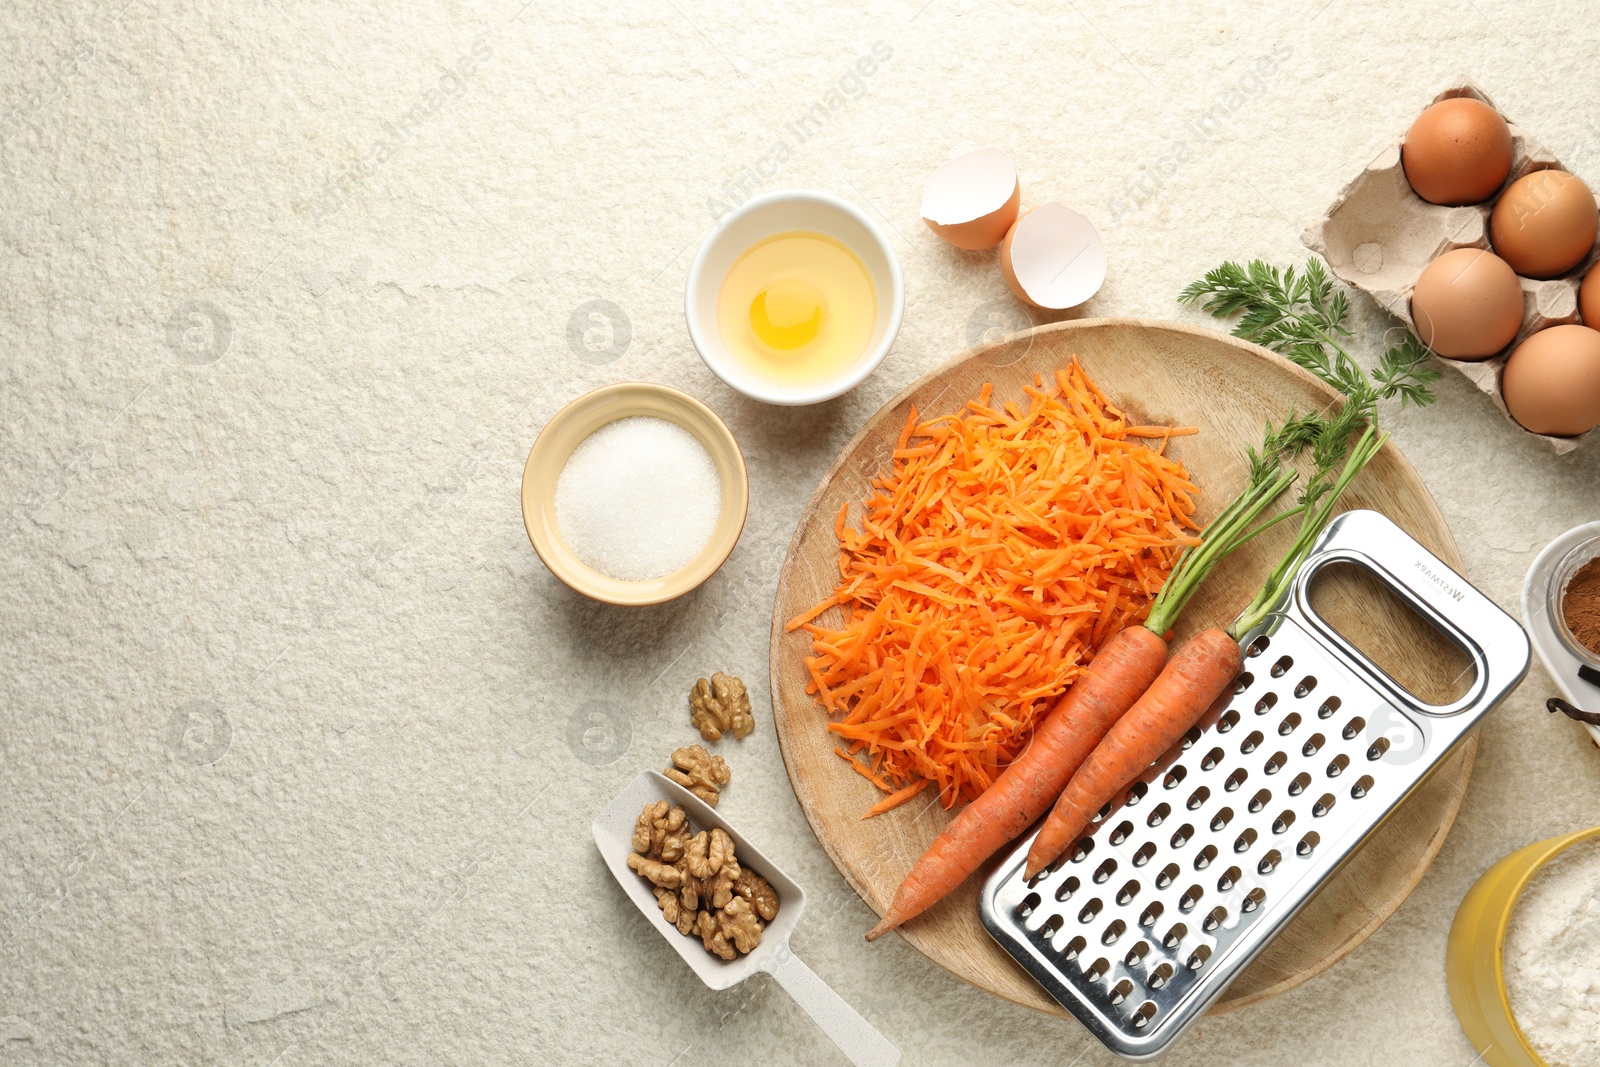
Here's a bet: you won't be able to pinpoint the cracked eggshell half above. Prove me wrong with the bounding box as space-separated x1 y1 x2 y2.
921 148 1021 250
998 203 1107 310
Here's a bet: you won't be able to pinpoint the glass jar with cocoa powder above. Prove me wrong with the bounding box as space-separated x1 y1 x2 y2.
1548 534 1600 670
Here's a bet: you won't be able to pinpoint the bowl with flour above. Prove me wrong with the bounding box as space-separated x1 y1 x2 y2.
521 383 748 606
1505 836 1600 1067
1449 826 1600 1067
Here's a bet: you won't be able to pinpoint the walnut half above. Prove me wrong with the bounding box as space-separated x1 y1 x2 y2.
689 672 754 742
665 745 731 807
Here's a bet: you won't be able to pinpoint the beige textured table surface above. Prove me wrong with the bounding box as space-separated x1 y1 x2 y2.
3 2 1599 1064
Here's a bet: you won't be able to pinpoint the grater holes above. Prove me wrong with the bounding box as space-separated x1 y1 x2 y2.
1209 807 1235 832
1018 892 1040 919
1272 810 1296 834
1294 675 1318 698
1147 962 1174 989
1125 781 1149 807
1108 977 1133 1005
1061 934 1085 961
1342 716 1365 741
1312 793 1336 817
1132 842 1157 867
1278 711 1302 736
1203 903 1230 931
1327 753 1350 778
1233 672 1254 695
1288 771 1312 796
1180 725 1204 751
1054 876 1080 903
1085 957 1109 982
1148 802 1172 828
1092 801 1114 823
1163 766 1188 789
1263 751 1287 775
1131 1000 1158 1028
1242 887 1267 913
1255 692 1279 715
1216 867 1241 894
1116 879 1141 906
1217 709 1241 734
1297 831 1321 857
1093 858 1117 884
1258 848 1282 875
1248 788 1271 813
1270 654 1293 678
1078 898 1103 923
1163 921 1189 948
1186 944 1213 971
1139 901 1164 928
1234 827 1258 853
1247 635 1270 658
1071 838 1096 862
1367 737 1391 760
1027 856 1065 886
1351 774 1374 799
1318 695 1342 719
1178 884 1202 913
1224 767 1248 792
1200 746 1225 771
1170 823 1195 849
1156 863 1179 889
1302 732 1326 758
1102 919 1127 946
1186 785 1211 811
1194 843 1218 870
1240 730 1263 754
1109 820 1134 846
1039 913 1063 940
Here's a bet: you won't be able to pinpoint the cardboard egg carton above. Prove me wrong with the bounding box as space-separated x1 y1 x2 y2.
1302 81 1599 454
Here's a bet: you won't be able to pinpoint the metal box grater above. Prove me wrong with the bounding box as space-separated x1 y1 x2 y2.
979 510 1530 1060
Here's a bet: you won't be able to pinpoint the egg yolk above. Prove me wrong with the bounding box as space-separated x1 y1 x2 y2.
750 279 824 350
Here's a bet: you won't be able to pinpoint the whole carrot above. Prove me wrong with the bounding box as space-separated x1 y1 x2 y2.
865 625 1168 941
1024 627 1242 879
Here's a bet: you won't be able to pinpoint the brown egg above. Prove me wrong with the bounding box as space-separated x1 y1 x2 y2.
1490 170 1599 278
1401 98 1513 205
1410 248 1524 360
1501 324 1600 436
1581 268 1600 328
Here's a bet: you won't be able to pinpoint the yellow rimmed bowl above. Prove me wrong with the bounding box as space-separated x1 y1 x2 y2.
1447 825 1600 1066
520 382 748 607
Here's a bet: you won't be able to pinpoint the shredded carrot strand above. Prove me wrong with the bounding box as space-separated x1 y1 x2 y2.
861 779 930 819
790 358 1200 812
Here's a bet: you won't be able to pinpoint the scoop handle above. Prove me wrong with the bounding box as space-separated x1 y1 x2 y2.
765 947 900 1067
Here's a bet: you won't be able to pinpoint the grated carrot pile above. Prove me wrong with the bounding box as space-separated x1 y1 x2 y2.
786 359 1201 813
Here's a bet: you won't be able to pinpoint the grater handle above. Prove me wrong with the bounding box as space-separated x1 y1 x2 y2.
765 946 901 1067
1293 510 1530 716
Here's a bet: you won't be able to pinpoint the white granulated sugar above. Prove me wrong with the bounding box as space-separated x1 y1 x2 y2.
1505 838 1600 1067
554 416 722 582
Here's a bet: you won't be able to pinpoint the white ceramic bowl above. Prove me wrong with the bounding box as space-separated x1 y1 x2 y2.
685 190 904 406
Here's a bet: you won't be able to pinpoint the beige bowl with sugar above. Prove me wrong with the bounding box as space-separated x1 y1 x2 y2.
521 382 748 606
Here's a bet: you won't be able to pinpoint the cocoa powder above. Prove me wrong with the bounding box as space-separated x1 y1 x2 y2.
1562 556 1600 656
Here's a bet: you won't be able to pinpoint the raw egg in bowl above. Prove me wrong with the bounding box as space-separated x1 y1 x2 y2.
686 190 905 406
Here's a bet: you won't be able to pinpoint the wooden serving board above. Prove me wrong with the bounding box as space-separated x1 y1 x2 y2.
769 318 1476 1016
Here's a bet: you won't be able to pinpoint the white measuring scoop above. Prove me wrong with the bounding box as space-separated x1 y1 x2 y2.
594 770 900 1067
